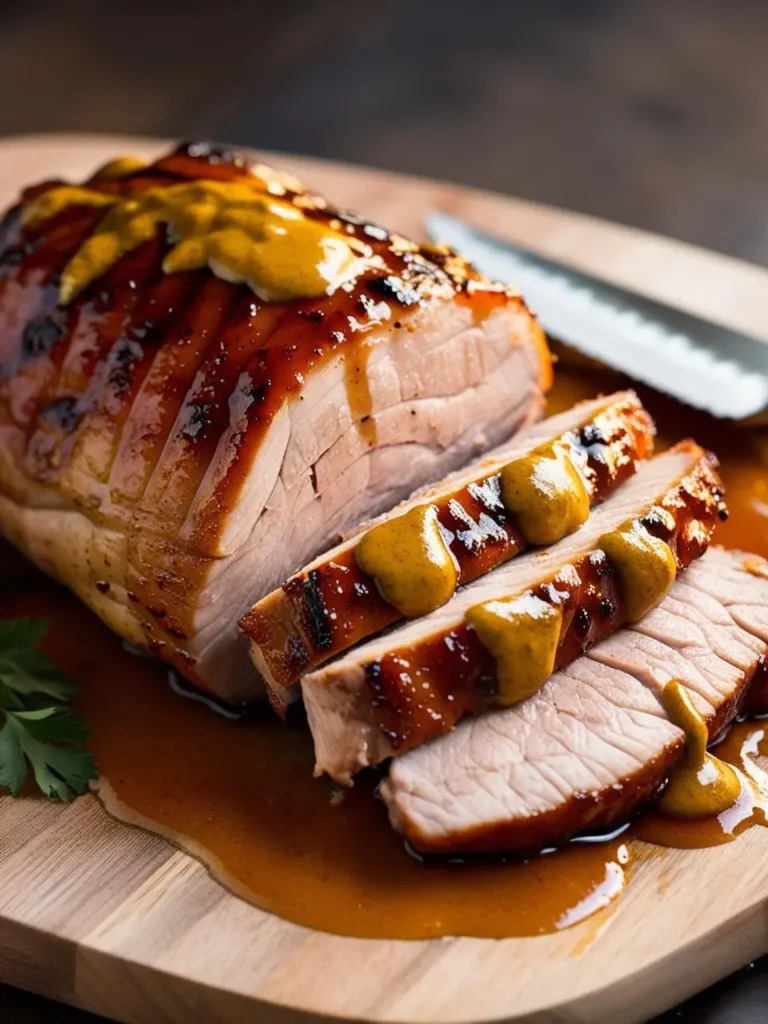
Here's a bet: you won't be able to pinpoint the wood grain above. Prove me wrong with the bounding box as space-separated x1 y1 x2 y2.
1 135 768 1024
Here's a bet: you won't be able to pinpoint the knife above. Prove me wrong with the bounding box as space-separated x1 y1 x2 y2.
427 211 768 420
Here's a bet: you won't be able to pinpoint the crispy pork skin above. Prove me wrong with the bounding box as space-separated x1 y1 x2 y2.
242 391 655 694
381 548 768 855
302 444 725 782
0 143 550 700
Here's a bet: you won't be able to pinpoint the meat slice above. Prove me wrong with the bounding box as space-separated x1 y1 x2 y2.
241 390 655 693
0 142 550 700
302 443 725 782
381 548 768 854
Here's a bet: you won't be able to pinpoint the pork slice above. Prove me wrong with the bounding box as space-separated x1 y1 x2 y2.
0 142 550 700
242 390 655 693
302 444 725 782
381 548 768 854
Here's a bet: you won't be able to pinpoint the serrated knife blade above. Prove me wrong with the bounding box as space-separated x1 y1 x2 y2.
427 211 768 420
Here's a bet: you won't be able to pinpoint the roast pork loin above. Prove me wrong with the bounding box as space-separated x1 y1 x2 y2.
241 390 655 695
302 443 726 782
382 548 768 854
0 143 550 700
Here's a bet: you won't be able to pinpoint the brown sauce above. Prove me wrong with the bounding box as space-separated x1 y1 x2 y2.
2 348 767 940
633 721 768 848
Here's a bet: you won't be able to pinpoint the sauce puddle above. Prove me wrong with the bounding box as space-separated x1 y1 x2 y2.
2 356 767 940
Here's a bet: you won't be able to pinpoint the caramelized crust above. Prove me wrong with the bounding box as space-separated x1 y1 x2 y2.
0 143 550 691
241 393 655 691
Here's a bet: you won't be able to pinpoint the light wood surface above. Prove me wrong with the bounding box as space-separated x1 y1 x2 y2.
1 134 768 1024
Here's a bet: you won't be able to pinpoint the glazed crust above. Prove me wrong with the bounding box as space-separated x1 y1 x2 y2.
0 143 550 691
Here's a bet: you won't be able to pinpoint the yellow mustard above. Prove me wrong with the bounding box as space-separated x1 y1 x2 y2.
659 680 741 819
500 443 590 547
599 519 676 622
93 157 148 179
23 178 371 305
465 591 563 706
355 504 458 618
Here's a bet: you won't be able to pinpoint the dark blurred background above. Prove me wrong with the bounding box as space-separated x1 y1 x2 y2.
2 0 768 263
1 0 767 1021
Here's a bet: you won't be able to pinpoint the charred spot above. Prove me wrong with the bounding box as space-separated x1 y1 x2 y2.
166 624 190 640
41 396 80 433
148 605 167 619
181 402 212 441
599 596 615 619
589 548 613 576
364 660 384 697
21 316 65 361
575 607 590 634
307 309 325 323
368 275 420 307
719 506 729 522
127 591 140 603
641 505 676 539
0 246 27 279
304 571 334 650
108 338 145 397
130 318 158 342
287 635 310 671
95 580 110 594
580 422 608 448
539 582 561 605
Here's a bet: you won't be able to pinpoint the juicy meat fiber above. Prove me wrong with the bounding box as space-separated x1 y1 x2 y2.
0 142 550 700
303 443 725 782
382 549 768 855
242 390 655 694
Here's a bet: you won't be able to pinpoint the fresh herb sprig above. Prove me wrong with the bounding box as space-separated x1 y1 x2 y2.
0 619 97 801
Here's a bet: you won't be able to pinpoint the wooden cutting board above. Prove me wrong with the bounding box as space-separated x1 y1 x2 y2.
2 134 768 1024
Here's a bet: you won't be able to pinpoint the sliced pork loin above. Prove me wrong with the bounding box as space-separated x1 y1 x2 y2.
241 390 655 694
0 142 550 701
302 443 726 782
382 548 768 855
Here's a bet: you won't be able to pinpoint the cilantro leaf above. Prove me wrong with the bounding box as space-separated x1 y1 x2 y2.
0 618 78 706
0 619 97 801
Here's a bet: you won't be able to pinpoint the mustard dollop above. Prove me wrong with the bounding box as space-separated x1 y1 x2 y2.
23 177 372 305
466 591 563 706
500 443 590 547
659 680 741 819
599 519 676 622
356 504 458 618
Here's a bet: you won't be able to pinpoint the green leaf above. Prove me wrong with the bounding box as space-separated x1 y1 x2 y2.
0 619 97 801
0 652 77 702
0 716 26 796
2 710 96 802
0 619 50 654
0 619 78 705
